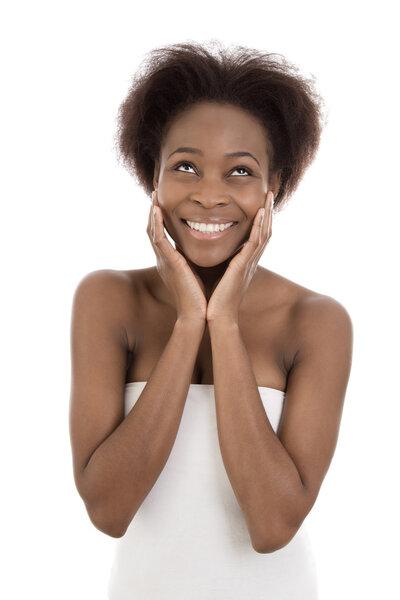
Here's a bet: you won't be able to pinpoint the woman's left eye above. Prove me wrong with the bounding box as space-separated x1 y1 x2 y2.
231 166 252 176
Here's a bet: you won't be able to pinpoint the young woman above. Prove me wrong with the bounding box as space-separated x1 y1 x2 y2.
69 41 353 599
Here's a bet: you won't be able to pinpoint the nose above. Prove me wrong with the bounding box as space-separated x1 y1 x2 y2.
189 179 230 209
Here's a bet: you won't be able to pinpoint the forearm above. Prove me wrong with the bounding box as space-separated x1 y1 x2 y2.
81 318 205 537
209 319 306 551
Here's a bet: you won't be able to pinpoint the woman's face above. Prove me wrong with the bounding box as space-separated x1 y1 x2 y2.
153 101 280 268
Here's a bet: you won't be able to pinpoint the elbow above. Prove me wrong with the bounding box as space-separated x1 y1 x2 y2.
75 474 129 538
98 520 127 539
252 523 298 554
252 493 312 553
90 509 128 538
86 501 129 539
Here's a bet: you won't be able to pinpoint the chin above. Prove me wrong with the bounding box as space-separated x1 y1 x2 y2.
189 257 226 268
178 245 245 269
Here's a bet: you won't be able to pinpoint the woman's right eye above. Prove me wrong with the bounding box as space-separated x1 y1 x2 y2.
175 162 196 174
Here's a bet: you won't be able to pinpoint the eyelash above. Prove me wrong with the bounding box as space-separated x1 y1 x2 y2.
174 161 253 177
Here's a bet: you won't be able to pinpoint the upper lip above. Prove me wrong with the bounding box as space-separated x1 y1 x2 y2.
182 217 238 224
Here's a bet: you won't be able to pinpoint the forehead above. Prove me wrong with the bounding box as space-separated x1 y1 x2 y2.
161 101 270 159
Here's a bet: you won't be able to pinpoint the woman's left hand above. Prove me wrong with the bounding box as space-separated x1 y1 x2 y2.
206 191 274 324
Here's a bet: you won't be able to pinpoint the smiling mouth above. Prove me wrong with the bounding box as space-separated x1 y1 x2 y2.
181 219 238 240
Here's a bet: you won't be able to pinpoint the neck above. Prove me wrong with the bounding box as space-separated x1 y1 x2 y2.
152 257 265 314
186 256 231 301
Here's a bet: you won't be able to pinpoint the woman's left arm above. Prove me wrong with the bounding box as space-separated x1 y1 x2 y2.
209 296 353 553
207 193 353 553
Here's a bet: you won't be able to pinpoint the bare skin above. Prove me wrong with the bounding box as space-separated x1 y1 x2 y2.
124 264 309 392
69 101 353 549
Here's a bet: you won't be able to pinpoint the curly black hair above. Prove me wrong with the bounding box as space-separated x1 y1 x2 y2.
116 39 326 212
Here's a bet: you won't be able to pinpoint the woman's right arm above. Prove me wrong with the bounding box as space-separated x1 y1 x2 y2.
69 269 206 538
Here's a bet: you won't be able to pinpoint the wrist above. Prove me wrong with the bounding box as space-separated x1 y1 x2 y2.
175 316 206 333
207 317 239 332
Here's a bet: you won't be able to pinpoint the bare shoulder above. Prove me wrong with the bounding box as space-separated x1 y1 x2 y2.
261 268 352 326
293 290 353 341
285 282 354 364
72 268 138 313
257 268 353 362
72 268 141 351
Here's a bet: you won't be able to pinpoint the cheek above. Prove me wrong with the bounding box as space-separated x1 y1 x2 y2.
156 182 180 214
155 190 174 224
240 220 255 244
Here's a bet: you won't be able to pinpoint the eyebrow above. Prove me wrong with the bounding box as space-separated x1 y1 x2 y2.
167 147 260 167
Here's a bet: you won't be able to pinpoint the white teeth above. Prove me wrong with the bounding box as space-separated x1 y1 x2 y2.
185 220 234 233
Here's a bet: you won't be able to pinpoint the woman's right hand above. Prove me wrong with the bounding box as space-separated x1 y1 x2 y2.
147 190 207 325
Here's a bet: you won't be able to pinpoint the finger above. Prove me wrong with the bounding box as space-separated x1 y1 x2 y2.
253 211 273 266
266 191 274 238
249 193 273 265
146 192 154 237
257 195 273 250
260 191 272 238
248 207 265 252
152 192 179 260
233 208 263 267
152 191 162 242
149 193 157 245
258 208 265 246
245 191 274 255
147 201 152 233
151 190 156 236
147 191 163 260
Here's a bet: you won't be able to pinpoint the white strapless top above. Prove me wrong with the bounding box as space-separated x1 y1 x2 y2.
107 382 318 599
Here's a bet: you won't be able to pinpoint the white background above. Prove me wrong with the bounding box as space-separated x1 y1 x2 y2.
2 0 399 598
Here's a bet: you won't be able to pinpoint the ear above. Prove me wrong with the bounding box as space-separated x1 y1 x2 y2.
152 159 160 190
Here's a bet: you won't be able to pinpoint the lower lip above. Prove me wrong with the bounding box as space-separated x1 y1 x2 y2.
182 220 238 240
